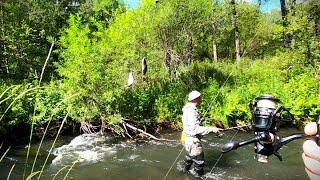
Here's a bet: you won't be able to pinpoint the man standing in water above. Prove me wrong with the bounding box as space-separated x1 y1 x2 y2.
182 90 222 178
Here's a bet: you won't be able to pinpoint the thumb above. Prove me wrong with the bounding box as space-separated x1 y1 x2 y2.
304 122 317 136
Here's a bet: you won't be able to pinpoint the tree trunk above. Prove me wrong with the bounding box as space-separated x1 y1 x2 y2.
306 42 311 60
164 48 178 79
280 0 290 48
186 32 193 66
211 0 218 63
0 0 9 75
290 0 296 49
231 0 241 62
235 29 241 61
315 17 320 44
0 0 4 73
212 24 218 63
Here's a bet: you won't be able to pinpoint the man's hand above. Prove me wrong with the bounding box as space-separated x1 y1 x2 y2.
211 127 223 134
302 122 320 180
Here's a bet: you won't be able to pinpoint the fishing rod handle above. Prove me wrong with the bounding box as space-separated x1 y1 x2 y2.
221 134 266 153
281 133 304 145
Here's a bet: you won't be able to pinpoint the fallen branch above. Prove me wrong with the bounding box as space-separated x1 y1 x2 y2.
122 121 176 142
122 122 132 139
80 122 94 134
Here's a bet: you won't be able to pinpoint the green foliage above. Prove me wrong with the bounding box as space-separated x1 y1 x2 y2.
0 0 320 138
32 81 66 124
0 83 35 126
283 73 320 118
0 0 82 80
154 80 188 123
0 81 65 137
59 15 120 121
207 52 319 126
114 84 158 122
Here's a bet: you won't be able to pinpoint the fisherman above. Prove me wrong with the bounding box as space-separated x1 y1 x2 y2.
182 90 222 178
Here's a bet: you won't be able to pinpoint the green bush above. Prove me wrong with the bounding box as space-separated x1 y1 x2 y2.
206 53 319 127
0 81 68 137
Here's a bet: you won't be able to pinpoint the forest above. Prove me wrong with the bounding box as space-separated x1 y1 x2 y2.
0 0 319 141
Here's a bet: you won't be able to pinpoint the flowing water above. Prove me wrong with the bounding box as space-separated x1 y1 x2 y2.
0 129 308 180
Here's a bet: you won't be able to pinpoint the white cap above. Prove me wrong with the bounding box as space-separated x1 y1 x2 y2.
188 90 201 101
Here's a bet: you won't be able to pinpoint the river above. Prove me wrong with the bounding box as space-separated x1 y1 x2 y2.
0 129 308 179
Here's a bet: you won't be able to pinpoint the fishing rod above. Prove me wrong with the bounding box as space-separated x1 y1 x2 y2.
221 133 304 160
221 94 306 163
211 124 251 138
221 124 251 131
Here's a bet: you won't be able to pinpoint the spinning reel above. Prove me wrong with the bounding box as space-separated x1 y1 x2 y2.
221 94 304 163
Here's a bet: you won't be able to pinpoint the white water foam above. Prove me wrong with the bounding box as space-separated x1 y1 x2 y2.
51 133 117 165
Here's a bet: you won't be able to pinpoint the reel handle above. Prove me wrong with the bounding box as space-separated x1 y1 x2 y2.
221 133 304 153
221 135 263 153
280 133 304 145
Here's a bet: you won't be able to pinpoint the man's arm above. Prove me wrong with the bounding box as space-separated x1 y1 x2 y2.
187 110 221 136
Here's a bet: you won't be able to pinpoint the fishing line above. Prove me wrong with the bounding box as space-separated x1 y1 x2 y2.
201 71 233 117
162 146 184 180
205 129 240 180
162 69 234 180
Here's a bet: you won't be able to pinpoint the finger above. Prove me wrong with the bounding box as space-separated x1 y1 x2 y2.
305 167 320 180
302 153 320 177
304 122 317 136
217 132 224 137
216 128 223 132
303 140 320 162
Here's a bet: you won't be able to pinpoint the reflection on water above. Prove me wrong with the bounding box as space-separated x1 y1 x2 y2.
0 129 308 179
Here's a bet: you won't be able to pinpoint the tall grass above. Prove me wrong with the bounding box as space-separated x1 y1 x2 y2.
0 85 21 105
0 144 13 179
37 112 69 179
24 42 55 179
63 159 79 180
7 164 15 180
0 146 11 163
0 40 82 179
52 165 69 180
31 93 79 174
26 171 40 180
0 86 41 122
0 41 80 179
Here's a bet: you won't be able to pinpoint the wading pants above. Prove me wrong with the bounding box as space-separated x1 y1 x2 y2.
183 137 205 176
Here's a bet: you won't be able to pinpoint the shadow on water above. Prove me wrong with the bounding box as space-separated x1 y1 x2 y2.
0 129 308 180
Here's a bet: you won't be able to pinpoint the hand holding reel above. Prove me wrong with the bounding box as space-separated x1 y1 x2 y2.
221 94 304 163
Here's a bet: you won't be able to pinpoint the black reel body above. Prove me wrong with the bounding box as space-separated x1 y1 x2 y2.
252 95 281 162
221 94 304 163
251 94 281 132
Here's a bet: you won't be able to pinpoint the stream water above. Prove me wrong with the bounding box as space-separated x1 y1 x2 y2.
0 129 308 180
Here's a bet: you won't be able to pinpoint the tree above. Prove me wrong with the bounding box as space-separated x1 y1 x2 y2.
280 0 291 47
231 0 241 62
211 0 218 63
0 0 9 74
58 0 126 121
0 0 86 80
